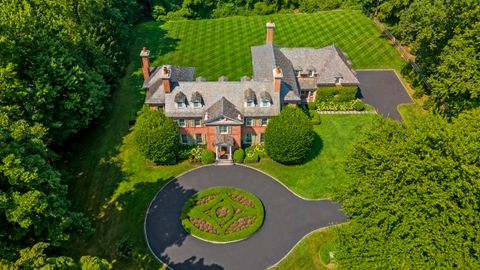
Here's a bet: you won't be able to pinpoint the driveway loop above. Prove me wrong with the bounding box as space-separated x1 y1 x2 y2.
145 165 347 270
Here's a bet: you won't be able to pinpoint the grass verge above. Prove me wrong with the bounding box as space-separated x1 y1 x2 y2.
251 114 374 199
398 103 428 125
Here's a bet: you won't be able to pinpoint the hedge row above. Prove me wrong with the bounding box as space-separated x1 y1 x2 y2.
315 86 359 103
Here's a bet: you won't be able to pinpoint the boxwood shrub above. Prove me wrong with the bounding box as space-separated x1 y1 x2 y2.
309 110 321 125
315 86 358 103
233 148 245 163
265 106 315 164
201 149 215 164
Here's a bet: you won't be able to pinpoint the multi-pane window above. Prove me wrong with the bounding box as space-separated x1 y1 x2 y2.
245 118 254 126
195 134 204 144
177 119 187 127
260 100 271 107
176 102 185 108
244 133 252 144
180 134 188 144
246 100 255 107
193 119 202 127
259 133 265 143
193 102 201 108
260 118 268 126
217 126 230 134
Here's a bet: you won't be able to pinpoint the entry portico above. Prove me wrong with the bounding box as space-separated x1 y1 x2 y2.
214 135 234 160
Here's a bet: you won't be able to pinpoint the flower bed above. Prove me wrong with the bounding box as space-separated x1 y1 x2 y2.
181 186 264 242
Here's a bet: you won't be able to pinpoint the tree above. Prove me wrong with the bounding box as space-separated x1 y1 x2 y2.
334 111 480 269
134 106 180 164
0 113 91 260
265 106 314 164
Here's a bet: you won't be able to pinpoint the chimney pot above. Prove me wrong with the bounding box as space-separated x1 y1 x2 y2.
266 20 275 44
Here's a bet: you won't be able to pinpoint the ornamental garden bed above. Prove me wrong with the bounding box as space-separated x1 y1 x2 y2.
181 186 264 243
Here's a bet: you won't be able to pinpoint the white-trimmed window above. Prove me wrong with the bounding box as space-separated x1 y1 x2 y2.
244 133 253 144
193 119 202 127
176 102 186 108
246 100 255 107
259 133 265 144
195 134 204 144
217 126 231 134
260 100 271 107
245 118 254 126
260 118 268 126
180 134 189 144
193 101 202 108
177 119 187 127
309 70 315 77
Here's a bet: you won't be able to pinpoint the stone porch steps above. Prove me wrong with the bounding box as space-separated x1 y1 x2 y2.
215 159 234 166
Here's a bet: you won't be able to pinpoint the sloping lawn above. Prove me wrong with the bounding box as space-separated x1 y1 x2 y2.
251 114 374 199
147 10 405 80
65 10 397 269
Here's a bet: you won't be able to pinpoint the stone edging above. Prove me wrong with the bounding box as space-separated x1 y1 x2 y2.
317 110 377 114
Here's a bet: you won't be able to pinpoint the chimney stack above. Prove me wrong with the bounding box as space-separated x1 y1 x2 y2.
140 47 150 80
266 20 275 44
273 66 283 92
160 66 171 93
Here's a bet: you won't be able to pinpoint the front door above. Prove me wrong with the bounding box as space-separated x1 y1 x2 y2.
219 146 229 159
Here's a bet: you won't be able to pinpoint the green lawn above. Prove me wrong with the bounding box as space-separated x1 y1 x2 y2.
252 114 374 199
64 10 399 269
270 227 337 270
398 103 428 125
147 10 405 80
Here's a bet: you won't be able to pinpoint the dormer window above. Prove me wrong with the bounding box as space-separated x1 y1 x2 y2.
190 91 204 108
335 72 344 84
259 91 272 107
244 88 256 107
294 66 302 77
306 66 316 77
175 91 187 108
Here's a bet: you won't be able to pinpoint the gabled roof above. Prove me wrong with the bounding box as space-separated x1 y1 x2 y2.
174 91 187 103
205 97 243 124
244 88 256 101
259 91 272 101
190 91 203 103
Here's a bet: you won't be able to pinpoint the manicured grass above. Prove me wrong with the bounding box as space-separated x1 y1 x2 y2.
146 10 405 81
270 228 337 270
398 103 428 125
181 186 264 242
251 114 375 199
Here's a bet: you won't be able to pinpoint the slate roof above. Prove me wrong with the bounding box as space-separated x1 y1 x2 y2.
174 91 187 103
244 88 256 101
213 135 235 146
190 91 203 103
145 65 195 104
163 81 280 118
279 45 359 88
205 97 242 124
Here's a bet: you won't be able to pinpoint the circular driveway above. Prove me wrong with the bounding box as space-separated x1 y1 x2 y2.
145 165 347 270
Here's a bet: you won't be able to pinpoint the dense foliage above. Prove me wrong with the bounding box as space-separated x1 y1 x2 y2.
134 106 180 164
335 110 480 268
265 106 314 164
0 113 92 262
201 149 216 164
363 0 480 115
233 148 245 163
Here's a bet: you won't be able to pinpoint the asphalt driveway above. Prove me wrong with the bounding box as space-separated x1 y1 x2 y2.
356 70 413 120
145 165 347 270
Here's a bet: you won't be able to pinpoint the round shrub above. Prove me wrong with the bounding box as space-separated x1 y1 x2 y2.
201 149 215 164
265 106 315 164
244 152 259 163
352 99 365 111
181 186 264 242
134 106 179 164
233 148 245 163
309 110 321 125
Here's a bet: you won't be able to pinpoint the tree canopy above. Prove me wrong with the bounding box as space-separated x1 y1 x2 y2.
335 110 480 269
265 106 315 164
134 106 180 164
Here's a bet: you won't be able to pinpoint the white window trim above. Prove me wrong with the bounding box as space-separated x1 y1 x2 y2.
192 102 202 108
180 134 189 144
245 118 254 126
193 119 202 127
259 133 265 144
260 118 268 126
260 100 271 107
244 133 253 144
195 133 205 144
218 126 231 135
245 100 255 107
178 119 187 127
176 102 186 108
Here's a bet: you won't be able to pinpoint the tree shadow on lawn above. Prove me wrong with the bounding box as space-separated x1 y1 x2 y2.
303 132 323 164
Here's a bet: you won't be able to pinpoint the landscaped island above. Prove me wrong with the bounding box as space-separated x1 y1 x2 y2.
181 186 264 242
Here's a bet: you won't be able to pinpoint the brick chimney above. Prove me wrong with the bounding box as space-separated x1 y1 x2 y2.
266 20 275 44
140 47 150 80
273 66 283 92
160 66 171 93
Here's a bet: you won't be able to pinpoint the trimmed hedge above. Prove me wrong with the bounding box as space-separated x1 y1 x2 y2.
233 148 245 163
315 86 358 103
309 110 321 125
181 186 264 242
317 99 366 111
134 106 179 164
201 149 215 164
265 106 315 164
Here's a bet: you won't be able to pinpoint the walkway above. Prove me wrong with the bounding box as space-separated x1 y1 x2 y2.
145 165 347 270
356 70 413 120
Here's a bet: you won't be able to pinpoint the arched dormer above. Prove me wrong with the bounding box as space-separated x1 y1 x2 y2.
259 91 272 107
244 88 256 107
190 91 204 108
306 65 316 77
294 65 303 77
174 91 187 108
